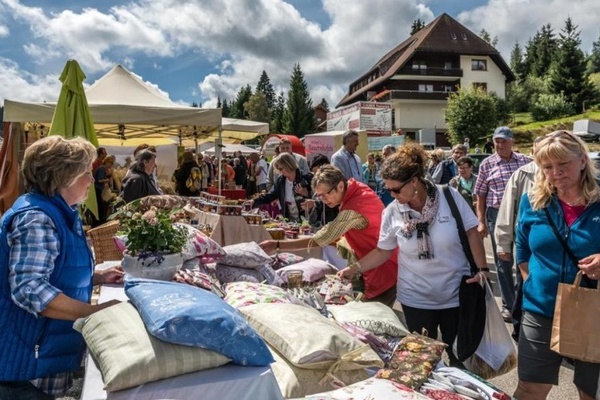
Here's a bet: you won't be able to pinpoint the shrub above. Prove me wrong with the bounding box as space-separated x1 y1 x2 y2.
530 93 575 121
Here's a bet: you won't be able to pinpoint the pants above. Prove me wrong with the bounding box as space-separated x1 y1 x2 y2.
0 381 55 400
486 207 515 310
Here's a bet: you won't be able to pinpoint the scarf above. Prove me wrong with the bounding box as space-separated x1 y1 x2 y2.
399 180 439 259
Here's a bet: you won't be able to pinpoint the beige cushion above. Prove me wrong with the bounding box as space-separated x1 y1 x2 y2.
239 303 383 371
74 302 230 391
327 301 410 337
269 345 368 398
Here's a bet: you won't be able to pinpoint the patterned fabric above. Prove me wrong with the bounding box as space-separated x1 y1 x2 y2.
318 277 354 304
223 281 291 308
398 180 439 259
311 210 367 248
474 152 531 209
125 278 273 366
240 302 384 370
219 241 272 269
376 333 447 389
303 377 430 399
328 302 409 337
274 252 304 267
73 302 230 391
177 223 226 258
276 258 336 283
215 264 266 284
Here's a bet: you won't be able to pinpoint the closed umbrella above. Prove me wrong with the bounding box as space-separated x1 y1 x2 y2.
49 59 99 217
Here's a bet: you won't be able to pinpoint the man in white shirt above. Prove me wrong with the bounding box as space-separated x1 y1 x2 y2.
330 130 363 182
250 152 268 192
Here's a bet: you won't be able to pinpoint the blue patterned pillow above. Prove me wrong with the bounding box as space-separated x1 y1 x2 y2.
125 277 274 366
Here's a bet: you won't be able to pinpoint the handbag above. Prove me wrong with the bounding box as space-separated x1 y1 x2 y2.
101 184 114 202
551 271 600 362
442 186 486 362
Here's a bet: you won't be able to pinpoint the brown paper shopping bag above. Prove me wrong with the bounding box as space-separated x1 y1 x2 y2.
550 271 600 363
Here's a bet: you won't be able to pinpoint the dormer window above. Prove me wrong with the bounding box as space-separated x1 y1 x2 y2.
450 32 457 40
461 33 468 41
471 59 487 71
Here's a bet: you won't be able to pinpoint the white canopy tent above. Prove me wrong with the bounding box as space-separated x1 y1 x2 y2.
203 143 259 156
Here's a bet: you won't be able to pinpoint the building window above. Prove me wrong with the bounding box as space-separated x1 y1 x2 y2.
473 82 487 92
418 84 433 92
443 85 454 93
471 59 487 71
412 61 427 70
444 62 453 70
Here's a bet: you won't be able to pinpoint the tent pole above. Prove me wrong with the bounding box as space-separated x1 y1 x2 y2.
217 127 222 196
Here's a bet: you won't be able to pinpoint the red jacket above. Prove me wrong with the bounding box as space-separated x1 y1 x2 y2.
341 179 398 298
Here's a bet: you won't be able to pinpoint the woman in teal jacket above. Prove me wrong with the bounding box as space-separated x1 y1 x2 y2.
515 130 600 400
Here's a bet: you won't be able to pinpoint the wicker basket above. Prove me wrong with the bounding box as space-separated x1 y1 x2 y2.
87 220 122 264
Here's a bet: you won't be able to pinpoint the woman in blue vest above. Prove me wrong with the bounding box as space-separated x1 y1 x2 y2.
0 136 123 399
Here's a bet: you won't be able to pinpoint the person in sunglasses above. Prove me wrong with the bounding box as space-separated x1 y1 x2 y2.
338 142 487 367
260 164 398 306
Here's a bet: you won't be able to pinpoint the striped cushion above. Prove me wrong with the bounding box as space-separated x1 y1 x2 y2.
74 302 230 391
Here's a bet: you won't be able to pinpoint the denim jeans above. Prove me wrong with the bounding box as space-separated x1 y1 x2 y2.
486 207 516 310
0 381 55 400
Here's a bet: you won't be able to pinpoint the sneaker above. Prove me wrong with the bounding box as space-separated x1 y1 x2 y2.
501 308 513 323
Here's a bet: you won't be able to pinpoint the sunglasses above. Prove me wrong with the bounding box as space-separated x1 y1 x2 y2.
546 130 579 143
385 171 418 194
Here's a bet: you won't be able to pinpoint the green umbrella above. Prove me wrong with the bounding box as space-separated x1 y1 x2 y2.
49 59 99 217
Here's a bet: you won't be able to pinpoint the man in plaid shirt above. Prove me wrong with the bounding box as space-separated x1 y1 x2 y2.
475 126 531 322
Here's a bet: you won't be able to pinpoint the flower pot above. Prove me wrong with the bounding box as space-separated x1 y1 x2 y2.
121 252 184 281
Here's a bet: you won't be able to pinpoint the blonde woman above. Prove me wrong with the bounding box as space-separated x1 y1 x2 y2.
515 130 600 400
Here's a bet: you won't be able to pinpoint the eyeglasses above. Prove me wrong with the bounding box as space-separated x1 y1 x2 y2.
315 186 336 199
385 171 418 194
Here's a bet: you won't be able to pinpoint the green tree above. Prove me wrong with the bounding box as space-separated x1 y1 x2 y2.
586 31 600 75
216 96 222 108
271 91 286 133
479 29 498 48
255 70 276 112
410 18 425 35
507 75 551 113
221 99 230 118
244 92 272 123
530 93 575 121
283 64 314 137
445 87 498 144
549 17 595 113
318 98 330 112
532 24 558 77
509 41 527 82
229 85 253 119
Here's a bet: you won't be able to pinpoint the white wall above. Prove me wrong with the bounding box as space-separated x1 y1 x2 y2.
103 143 178 181
460 55 507 98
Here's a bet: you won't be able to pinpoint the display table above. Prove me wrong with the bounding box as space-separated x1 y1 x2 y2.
81 282 284 400
192 210 271 246
206 187 247 200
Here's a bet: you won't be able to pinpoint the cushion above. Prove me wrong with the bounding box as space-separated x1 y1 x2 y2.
219 241 272 269
271 252 305 269
328 302 410 337
176 223 226 259
224 281 292 308
73 302 230 391
268 345 369 398
303 377 429 399
276 258 336 283
125 278 274 366
215 264 265 284
239 302 384 370
318 276 354 304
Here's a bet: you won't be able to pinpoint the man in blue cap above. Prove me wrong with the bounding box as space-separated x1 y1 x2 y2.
474 126 531 322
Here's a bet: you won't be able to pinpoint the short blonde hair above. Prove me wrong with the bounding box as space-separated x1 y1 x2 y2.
273 152 298 172
22 136 96 196
530 130 600 210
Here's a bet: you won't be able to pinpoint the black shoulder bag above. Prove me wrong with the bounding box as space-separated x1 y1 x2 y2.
442 185 487 361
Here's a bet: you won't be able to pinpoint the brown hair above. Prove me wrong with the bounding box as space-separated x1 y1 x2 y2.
380 142 428 182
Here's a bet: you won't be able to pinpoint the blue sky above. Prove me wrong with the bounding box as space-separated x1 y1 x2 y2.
1 0 599 110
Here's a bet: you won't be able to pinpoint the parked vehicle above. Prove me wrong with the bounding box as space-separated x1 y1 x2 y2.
469 153 490 174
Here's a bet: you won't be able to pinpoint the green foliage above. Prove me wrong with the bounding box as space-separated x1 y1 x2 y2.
586 31 600 75
283 64 314 137
490 92 511 125
507 75 551 113
244 92 272 123
479 29 498 48
445 87 498 144
509 41 527 82
530 93 575 121
221 99 230 118
229 85 252 119
410 19 425 35
271 91 286 133
255 71 276 111
525 24 558 77
119 207 188 257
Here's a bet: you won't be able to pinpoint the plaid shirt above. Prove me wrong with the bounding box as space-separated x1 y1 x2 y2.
6 210 73 396
474 152 532 209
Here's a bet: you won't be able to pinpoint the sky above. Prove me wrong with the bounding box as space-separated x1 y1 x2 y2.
1 0 600 112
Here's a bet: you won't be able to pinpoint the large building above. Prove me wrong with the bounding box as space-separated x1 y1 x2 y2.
336 13 514 146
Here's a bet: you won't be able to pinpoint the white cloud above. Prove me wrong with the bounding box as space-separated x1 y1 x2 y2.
0 58 61 103
0 24 8 37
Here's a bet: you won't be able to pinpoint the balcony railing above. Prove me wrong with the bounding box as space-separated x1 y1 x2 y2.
397 67 463 77
375 90 455 101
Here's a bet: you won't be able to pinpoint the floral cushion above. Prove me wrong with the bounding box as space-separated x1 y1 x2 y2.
224 281 291 308
375 333 447 389
218 241 272 269
176 223 226 259
271 252 305 270
215 264 265 284
73 302 230 391
125 278 274 366
239 302 384 370
327 301 409 337
276 258 336 283
303 377 429 400
318 276 354 304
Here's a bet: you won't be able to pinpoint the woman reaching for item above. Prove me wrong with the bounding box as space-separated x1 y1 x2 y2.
514 130 599 400
0 136 123 399
260 165 398 307
338 143 487 366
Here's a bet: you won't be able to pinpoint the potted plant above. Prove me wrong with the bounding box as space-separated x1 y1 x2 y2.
118 206 189 280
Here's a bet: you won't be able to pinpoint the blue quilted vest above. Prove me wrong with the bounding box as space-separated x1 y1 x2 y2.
0 193 93 380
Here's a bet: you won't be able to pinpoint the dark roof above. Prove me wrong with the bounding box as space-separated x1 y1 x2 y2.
336 13 515 107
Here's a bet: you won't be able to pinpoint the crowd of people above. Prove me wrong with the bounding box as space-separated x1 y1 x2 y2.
1 127 598 399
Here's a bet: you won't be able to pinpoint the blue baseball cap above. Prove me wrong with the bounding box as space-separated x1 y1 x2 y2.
492 126 513 140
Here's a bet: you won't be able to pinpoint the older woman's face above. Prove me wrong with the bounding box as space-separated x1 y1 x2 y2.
278 165 296 182
60 164 94 206
314 182 344 208
540 155 585 192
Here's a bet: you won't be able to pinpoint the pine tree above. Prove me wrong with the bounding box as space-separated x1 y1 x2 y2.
255 71 276 111
410 19 425 35
319 98 330 112
229 85 252 119
533 24 558 77
222 99 230 118
283 64 314 138
586 31 600 75
271 91 286 133
216 96 222 108
509 41 526 82
550 17 595 113
479 29 498 48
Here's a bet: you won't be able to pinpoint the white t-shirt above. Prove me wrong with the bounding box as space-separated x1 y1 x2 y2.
256 159 268 186
284 179 299 220
377 186 478 309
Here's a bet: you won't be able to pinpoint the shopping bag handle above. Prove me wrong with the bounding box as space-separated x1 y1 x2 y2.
572 271 600 291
